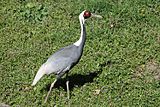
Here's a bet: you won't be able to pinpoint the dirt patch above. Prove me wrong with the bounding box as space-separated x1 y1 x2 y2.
146 60 160 80
157 36 160 44
133 59 160 81
0 103 10 107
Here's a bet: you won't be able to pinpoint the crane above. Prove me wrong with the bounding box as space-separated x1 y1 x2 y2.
31 10 102 103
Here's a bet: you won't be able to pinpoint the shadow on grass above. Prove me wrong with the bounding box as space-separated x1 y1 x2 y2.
45 61 109 91
45 70 101 92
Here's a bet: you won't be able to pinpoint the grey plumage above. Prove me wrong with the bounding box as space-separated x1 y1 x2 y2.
46 44 83 77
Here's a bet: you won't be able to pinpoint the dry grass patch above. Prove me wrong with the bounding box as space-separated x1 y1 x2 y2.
133 59 160 82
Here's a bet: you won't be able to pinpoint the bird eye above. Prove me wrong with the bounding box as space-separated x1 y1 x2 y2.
83 11 91 19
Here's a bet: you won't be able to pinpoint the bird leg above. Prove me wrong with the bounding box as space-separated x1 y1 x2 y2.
66 73 70 100
66 80 70 100
44 79 57 103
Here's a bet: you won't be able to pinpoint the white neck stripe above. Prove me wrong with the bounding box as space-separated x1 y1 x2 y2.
74 12 85 46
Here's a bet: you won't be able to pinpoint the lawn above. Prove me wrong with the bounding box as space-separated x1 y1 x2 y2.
0 0 160 106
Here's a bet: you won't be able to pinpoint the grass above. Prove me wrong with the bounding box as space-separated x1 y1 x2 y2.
0 0 160 106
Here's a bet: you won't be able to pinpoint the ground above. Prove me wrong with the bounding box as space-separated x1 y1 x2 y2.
0 0 160 106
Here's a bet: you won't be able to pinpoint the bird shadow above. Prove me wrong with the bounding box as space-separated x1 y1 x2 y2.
45 61 109 92
45 70 101 92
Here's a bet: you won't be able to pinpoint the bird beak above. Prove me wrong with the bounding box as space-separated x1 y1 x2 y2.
91 13 103 18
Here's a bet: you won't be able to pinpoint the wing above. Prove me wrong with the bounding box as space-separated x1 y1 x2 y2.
44 45 81 77
44 57 72 76
47 45 80 63
32 57 72 86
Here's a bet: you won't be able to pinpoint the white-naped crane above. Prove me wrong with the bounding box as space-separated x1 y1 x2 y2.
31 10 102 103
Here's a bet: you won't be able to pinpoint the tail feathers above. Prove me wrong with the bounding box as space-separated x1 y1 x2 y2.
32 64 46 86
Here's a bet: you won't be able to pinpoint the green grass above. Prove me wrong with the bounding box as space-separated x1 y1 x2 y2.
0 0 160 106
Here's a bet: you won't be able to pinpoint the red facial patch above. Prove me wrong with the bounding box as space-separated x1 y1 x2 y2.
83 11 91 19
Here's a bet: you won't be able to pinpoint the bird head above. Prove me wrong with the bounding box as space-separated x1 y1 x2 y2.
79 10 102 23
